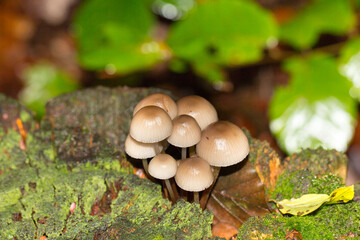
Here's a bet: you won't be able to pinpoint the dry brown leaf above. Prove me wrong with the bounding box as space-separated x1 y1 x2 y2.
207 160 271 231
211 222 238 240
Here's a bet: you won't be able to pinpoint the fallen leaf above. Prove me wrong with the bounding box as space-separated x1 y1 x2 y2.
327 185 354 204
276 194 329 216
211 222 238 240
275 185 354 216
285 229 303 240
207 160 271 229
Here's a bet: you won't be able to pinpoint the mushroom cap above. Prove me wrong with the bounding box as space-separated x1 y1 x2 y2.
148 154 177 180
196 121 249 167
133 93 177 119
125 134 163 159
167 115 201 148
130 106 173 143
176 95 218 130
175 157 214 192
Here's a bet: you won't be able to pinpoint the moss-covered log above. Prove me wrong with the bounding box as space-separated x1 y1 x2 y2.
0 88 212 240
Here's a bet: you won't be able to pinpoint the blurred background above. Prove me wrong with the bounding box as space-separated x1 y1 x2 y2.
1 0 360 183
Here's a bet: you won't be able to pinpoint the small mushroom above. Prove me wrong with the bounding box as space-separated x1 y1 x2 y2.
125 134 163 177
130 106 173 143
167 115 201 159
196 121 249 208
133 93 178 119
148 154 178 202
176 95 218 130
175 157 213 204
197 121 249 167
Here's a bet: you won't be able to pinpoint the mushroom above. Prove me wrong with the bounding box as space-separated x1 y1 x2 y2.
196 121 249 208
176 95 218 130
167 115 201 159
148 154 178 202
125 134 163 177
175 157 213 204
133 93 177 119
130 106 173 143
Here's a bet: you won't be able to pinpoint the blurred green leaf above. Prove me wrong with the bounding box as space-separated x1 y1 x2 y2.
269 54 357 154
353 0 360 8
73 0 167 74
19 62 79 118
339 37 360 99
152 0 195 20
168 58 188 73
167 0 277 85
280 0 356 50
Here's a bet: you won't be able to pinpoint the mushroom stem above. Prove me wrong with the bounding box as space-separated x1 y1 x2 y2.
179 189 187 200
200 166 221 210
189 146 196 157
181 148 187 160
142 159 149 175
155 143 162 154
194 192 200 204
212 166 221 182
142 158 155 181
164 179 176 203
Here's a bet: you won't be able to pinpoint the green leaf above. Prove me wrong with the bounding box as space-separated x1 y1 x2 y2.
18 62 79 118
73 0 166 74
338 37 360 99
152 0 195 20
269 54 357 154
167 0 277 84
280 0 356 49
275 185 354 216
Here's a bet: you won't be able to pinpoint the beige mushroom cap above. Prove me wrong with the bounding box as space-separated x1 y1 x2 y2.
196 121 249 167
167 115 201 148
125 134 163 159
175 157 214 192
148 154 177 180
130 106 173 143
133 93 177 119
176 95 218 130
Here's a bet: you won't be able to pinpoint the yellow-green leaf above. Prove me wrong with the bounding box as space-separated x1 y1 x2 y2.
327 185 354 204
275 185 355 216
276 194 329 216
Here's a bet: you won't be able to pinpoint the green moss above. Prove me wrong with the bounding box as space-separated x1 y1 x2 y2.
0 129 29 172
111 174 170 225
19 110 32 123
1 220 36 239
239 171 359 239
0 163 213 239
99 200 213 240
270 169 344 201
284 148 348 181
0 167 38 213
239 200 360 240
157 200 213 239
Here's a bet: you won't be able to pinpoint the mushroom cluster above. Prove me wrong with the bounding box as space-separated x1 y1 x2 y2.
125 92 250 207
